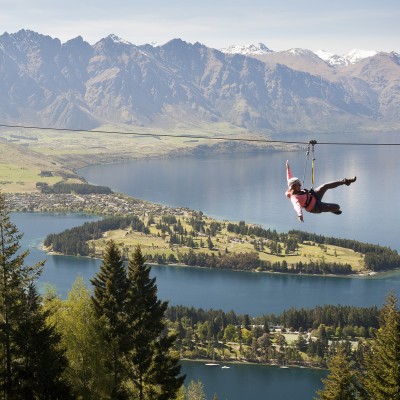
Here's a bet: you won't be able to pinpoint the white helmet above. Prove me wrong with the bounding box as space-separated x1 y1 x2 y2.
288 177 300 188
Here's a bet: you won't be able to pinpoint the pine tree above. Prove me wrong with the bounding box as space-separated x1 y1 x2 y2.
0 193 46 398
13 283 72 399
126 245 185 399
207 236 214 250
362 291 400 399
314 346 359 400
184 380 207 400
48 276 110 399
90 240 130 400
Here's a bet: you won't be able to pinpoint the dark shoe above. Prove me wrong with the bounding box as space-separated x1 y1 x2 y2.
332 210 342 215
343 176 357 186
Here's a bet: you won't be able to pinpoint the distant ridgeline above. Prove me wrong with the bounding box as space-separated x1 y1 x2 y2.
43 217 400 274
38 182 113 195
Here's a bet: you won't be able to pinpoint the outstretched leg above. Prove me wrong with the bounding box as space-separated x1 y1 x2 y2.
319 202 341 214
313 177 356 200
310 200 342 214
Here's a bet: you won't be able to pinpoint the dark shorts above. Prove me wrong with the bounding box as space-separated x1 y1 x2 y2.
309 200 323 213
306 189 322 214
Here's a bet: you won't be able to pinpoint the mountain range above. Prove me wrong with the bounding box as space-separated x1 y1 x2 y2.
220 43 378 67
0 29 399 134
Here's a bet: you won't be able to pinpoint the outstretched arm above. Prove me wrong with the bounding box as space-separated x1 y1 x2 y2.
286 160 293 181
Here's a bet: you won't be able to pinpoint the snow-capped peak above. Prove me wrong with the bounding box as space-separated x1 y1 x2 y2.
107 34 132 45
288 48 316 57
315 49 378 67
220 43 273 56
344 48 378 64
315 49 336 60
315 50 348 67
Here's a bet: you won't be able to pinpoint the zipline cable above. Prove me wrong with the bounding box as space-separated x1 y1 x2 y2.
302 145 310 187
1 123 400 147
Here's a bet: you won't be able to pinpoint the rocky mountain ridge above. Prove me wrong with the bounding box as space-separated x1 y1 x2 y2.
0 30 399 134
220 42 380 67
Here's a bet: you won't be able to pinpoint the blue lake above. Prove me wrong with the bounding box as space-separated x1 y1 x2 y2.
11 130 400 399
12 212 328 399
80 131 400 252
180 361 327 400
13 211 329 399
13 212 400 317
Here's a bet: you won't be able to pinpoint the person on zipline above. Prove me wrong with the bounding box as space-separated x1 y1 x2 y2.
285 160 356 222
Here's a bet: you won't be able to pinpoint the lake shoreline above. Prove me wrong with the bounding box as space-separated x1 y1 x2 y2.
42 245 394 280
180 357 328 371
6 192 398 279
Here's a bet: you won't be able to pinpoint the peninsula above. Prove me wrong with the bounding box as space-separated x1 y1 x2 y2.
6 191 400 276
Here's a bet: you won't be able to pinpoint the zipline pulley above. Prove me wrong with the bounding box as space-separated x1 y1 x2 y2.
302 140 317 187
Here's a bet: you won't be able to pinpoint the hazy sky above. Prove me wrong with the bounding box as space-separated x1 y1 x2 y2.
1 0 399 54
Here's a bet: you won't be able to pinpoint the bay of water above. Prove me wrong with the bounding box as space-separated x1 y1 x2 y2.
12 212 328 399
10 130 400 399
180 361 327 400
12 212 329 399
80 131 400 252
12 212 400 316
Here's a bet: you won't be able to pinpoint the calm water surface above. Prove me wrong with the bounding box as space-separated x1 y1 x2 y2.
13 213 400 316
13 212 329 399
80 131 400 252
11 131 400 400
180 361 327 400
77 131 400 313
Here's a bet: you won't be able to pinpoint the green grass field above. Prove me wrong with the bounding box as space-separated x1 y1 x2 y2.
0 123 273 192
93 215 365 273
